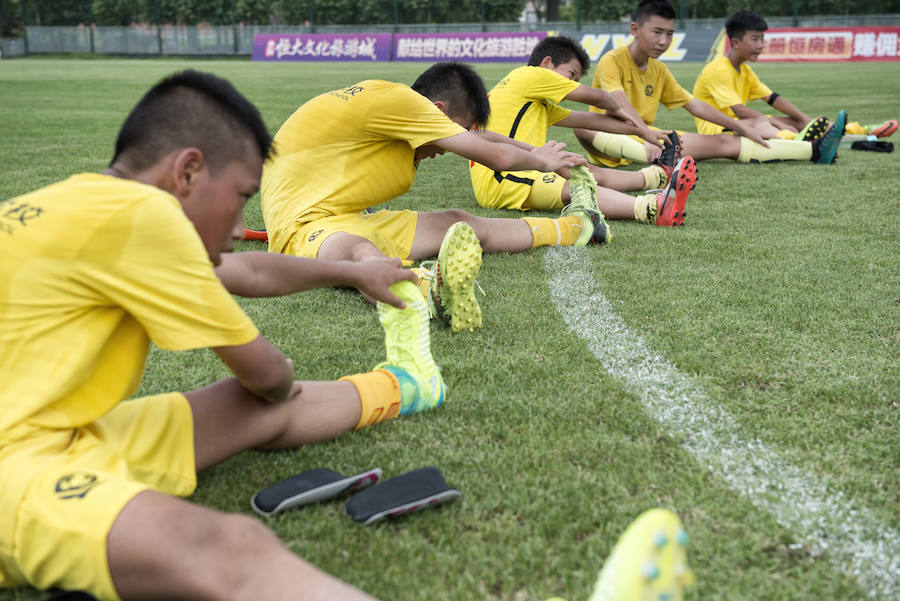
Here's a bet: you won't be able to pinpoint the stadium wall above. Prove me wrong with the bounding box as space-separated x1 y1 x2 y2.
3 14 899 60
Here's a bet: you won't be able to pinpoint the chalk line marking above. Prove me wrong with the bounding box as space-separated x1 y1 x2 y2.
544 247 898 598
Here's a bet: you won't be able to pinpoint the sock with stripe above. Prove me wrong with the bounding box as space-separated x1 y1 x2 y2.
340 370 402 430
522 215 584 248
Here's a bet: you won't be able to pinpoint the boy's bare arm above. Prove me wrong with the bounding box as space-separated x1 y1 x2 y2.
685 98 769 147
556 111 664 148
213 336 295 403
767 94 811 125
216 252 415 308
435 131 586 173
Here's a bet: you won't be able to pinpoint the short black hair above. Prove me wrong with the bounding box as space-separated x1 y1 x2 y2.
634 0 676 24
527 35 590 76
411 62 490 128
725 10 768 41
111 70 273 173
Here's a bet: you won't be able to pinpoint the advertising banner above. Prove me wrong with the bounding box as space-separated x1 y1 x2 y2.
741 26 900 62
393 31 547 62
252 33 392 61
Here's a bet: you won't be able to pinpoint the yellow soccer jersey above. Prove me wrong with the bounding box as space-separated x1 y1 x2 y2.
593 45 693 126
0 174 258 436
469 65 579 209
692 56 773 134
261 80 466 254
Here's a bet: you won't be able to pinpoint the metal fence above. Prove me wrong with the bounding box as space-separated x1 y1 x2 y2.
2 14 898 57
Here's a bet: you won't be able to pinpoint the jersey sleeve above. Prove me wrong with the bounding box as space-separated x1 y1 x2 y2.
365 85 467 149
746 67 773 103
79 194 258 352
523 67 581 104
545 102 573 127
658 66 693 110
697 62 745 109
595 53 625 92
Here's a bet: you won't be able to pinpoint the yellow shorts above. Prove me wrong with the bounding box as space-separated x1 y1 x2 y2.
285 210 419 260
0 393 196 601
473 170 565 211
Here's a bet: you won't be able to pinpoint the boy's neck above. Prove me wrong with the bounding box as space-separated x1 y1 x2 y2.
628 41 650 70
726 48 747 70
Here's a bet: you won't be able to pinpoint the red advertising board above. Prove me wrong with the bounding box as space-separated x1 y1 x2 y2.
736 26 900 61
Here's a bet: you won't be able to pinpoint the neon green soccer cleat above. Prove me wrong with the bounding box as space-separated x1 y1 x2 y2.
563 165 610 246
795 116 830 142
544 508 694 601
376 280 445 414
427 221 483 333
589 508 694 601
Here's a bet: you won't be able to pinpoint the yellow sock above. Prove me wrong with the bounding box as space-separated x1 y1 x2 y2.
738 137 812 163
639 165 667 190
340 370 402 430
522 215 583 247
410 266 431 299
633 194 657 224
591 131 648 163
845 121 867 135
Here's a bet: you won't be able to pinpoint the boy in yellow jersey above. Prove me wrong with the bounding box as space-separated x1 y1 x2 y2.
261 62 616 334
693 10 897 140
469 35 696 227
0 70 455 601
575 0 846 167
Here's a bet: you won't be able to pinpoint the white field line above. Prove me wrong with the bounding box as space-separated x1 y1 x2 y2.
544 247 899 598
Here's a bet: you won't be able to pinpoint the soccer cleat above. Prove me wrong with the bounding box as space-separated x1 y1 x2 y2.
811 109 846 164
563 165 610 246
243 228 268 242
427 222 483 333
376 280 445 413
651 131 681 182
587 508 695 601
654 156 696 227
795 116 830 142
867 119 898 138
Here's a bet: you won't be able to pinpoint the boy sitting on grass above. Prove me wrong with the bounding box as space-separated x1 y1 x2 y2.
575 0 846 167
692 9 897 141
469 35 696 227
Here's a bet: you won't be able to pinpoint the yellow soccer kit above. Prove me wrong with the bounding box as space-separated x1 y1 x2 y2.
590 45 693 166
469 65 579 210
692 56 773 135
0 173 258 599
261 80 466 258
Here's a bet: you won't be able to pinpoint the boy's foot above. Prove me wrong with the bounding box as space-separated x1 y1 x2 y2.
651 131 681 181
563 165 610 246
544 508 694 601
589 508 695 601
653 156 696 227
811 110 847 164
868 119 898 138
376 280 445 413
427 222 483 333
795 116 830 142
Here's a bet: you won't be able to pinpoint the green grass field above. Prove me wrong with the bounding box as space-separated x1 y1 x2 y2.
1 57 898 601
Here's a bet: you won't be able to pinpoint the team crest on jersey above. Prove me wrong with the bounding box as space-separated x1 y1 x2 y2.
645 84 655 97
55 471 103 500
308 229 325 242
542 174 558 184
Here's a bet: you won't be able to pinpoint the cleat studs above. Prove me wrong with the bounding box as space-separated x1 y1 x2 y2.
653 532 668 548
677 529 689 546
642 561 660 581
